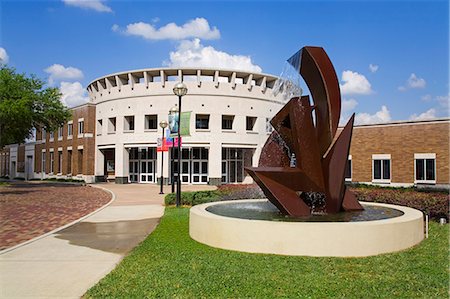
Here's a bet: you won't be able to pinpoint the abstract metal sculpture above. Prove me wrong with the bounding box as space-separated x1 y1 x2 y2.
245 46 364 216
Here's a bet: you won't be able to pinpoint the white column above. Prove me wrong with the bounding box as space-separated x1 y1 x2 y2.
95 148 104 176
157 150 170 184
209 141 222 185
115 144 129 183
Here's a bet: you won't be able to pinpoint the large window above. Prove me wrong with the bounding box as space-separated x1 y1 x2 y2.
196 114 210 130
415 153 436 183
50 151 54 174
372 154 391 183
58 151 62 174
345 155 352 181
222 115 234 130
222 148 253 183
246 116 257 131
266 118 273 134
124 116 135 131
145 114 158 130
78 119 84 136
96 119 102 135
58 127 63 140
67 122 73 138
108 117 116 133
67 150 72 174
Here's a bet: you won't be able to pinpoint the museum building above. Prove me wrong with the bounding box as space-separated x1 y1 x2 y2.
0 67 449 188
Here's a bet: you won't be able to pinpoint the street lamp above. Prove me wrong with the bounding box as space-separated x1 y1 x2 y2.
159 120 168 194
172 82 188 208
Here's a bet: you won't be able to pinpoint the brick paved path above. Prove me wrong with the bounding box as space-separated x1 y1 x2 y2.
0 182 111 250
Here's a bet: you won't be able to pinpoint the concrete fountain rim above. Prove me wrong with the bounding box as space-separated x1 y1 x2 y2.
189 199 425 257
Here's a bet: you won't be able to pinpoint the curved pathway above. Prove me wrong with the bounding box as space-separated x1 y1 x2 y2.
0 183 215 298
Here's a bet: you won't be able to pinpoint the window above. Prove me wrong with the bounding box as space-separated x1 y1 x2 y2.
124 116 135 131
67 123 73 137
41 152 46 173
222 115 234 130
266 118 273 133
67 150 72 174
108 117 116 133
58 127 63 139
345 155 352 181
196 114 210 130
246 116 257 131
58 151 62 174
97 119 102 135
415 153 436 183
50 152 54 173
42 128 46 142
78 149 83 174
49 131 54 141
145 114 158 130
78 120 84 136
372 154 391 182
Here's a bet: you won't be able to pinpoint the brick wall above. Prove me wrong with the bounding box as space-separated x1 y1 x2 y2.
349 120 449 185
34 103 96 176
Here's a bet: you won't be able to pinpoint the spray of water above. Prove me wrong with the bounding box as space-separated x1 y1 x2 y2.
272 62 303 103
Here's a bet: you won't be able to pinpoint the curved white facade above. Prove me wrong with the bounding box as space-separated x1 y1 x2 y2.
88 68 283 184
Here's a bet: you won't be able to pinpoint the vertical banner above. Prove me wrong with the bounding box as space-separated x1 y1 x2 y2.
180 111 191 136
169 111 191 137
157 138 168 152
168 112 179 136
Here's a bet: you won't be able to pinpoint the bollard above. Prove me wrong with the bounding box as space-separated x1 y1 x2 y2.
439 218 447 226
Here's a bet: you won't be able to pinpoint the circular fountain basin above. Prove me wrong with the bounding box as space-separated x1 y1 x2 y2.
189 199 424 257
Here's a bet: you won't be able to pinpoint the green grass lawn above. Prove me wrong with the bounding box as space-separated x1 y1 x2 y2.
86 208 448 298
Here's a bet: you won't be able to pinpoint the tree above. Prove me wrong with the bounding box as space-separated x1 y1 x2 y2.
0 65 71 148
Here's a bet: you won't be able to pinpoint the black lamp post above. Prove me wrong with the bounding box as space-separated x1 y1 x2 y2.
159 120 168 194
172 82 187 208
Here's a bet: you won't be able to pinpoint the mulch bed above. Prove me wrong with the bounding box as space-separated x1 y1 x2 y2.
0 182 111 251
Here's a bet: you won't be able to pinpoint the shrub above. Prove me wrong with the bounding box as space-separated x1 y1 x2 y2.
350 187 449 221
165 190 221 206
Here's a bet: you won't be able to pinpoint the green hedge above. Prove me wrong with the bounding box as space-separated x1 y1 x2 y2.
164 190 221 206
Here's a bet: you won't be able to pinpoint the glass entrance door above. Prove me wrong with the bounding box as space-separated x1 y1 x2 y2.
140 160 155 183
128 147 156 183
170 147 209 184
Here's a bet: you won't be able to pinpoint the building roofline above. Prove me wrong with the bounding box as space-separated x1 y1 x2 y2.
69 102 95 110
87 67 279 88
349 117 450 129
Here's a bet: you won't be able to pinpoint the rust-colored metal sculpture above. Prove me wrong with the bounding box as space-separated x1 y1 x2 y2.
246 46 364 216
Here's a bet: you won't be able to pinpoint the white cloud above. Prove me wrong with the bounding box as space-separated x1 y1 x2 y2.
59 81 89 107
111 24 119 32
116 18 220 41
62 0 112 13
165 38 262 73
0 47 9 64
409 109 437 121
435 94 450 117
355 105 391 125
44 64 83 85
369 64 379 73
342 98 358 112
398 73 426 91
340 70 373 95
340 98 358 125
421 94 432 102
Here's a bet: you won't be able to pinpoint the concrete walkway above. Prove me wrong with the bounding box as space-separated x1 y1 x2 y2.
0 183 216 299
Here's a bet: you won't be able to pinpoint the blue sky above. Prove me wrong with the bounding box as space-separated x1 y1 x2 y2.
1 0 448 124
